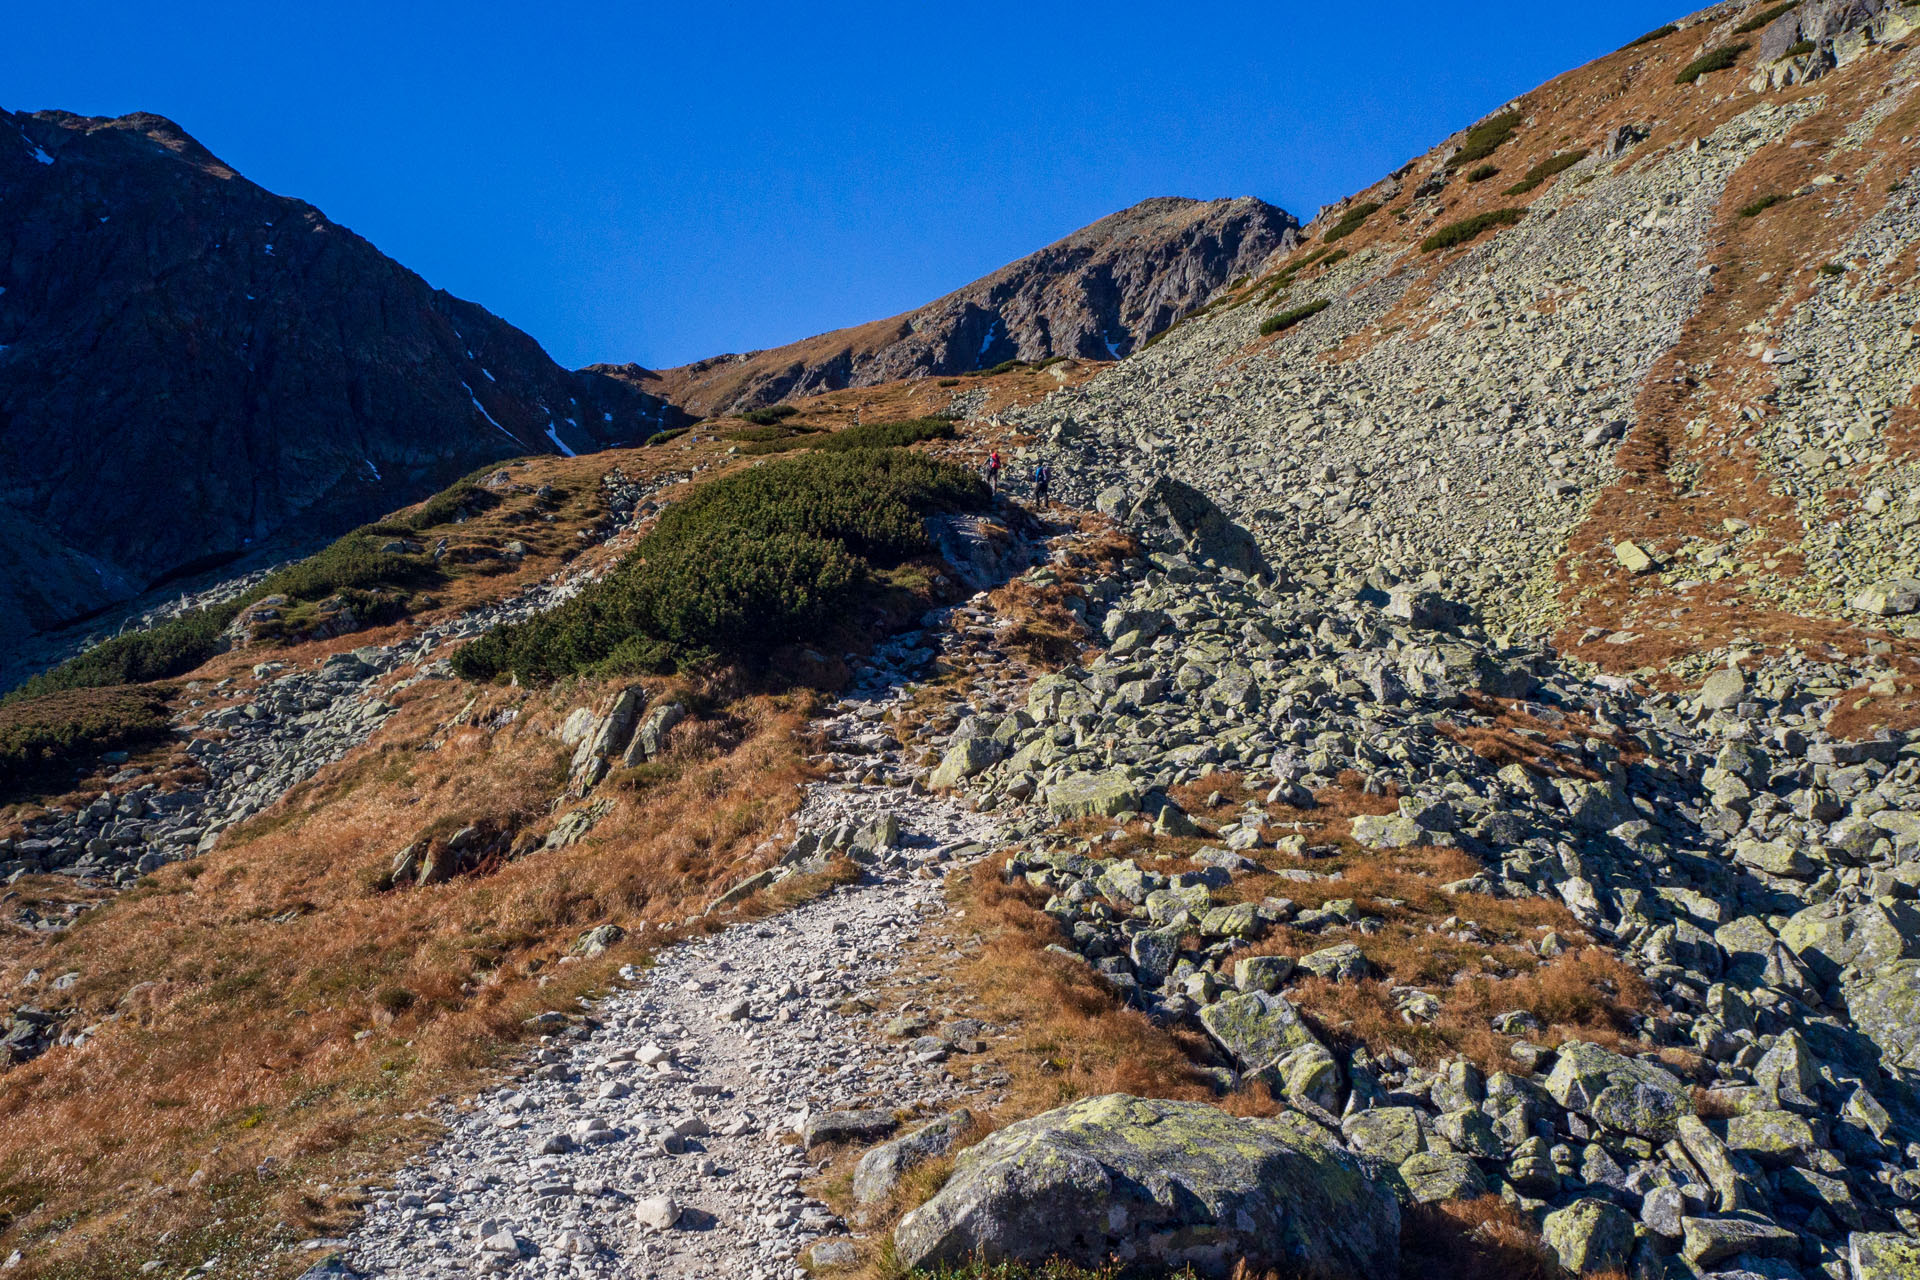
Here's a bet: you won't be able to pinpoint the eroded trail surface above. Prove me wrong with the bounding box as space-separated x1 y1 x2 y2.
342 751 1000 1280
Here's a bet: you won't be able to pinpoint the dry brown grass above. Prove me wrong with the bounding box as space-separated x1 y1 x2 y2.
0 664 822 1278
1400 1195 1557 1280
1551 58 1920 694
984 580 1092 669
949 859 1215 1109
817 856 1217 1280
1434 693 1640 779
1826 675 1920 739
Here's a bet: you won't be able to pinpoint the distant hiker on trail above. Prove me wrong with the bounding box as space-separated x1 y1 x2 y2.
986 448 1002 493
1032 461 1051 505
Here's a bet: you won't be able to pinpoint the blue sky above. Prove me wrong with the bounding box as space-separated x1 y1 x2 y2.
5 2 1680 370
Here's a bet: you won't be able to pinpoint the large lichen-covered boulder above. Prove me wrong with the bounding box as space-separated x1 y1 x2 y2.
1046 771 1142 819
1275 1042 1345 1113
1342 1107 1425 1164
1852 1231 1920 1280
1395 1151 1488 1204
1844 959 1920 1076
1545 1041 1692 1140
1096 858 1153 905
1126 476 1272 581
892 1095 1399 1278
1680 1213 1798 1268
1724 1109 1820 1168
1350 813 1424 849
1197 990 1320 1075
1780 900 1920 982
1542 1198 1636 1275
930 737 1002 789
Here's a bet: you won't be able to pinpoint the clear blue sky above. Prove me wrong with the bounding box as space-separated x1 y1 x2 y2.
5 1 1680 371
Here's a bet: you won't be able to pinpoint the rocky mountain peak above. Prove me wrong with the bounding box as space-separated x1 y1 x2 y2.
26 109 239 177
635 194 1299 418
0 107 688 659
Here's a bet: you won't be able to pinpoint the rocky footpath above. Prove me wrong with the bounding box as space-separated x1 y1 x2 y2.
336 791 996 1280
329 616 1011 1280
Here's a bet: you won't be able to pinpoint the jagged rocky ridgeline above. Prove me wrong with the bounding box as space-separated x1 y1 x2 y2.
629 196 1299 417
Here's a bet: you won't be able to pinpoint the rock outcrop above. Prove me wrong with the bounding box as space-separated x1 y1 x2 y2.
0 109 688 648
892 1094 1399 1277
625 197 1298 417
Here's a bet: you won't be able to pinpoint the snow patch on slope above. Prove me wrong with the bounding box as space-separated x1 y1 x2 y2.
462 382 519 443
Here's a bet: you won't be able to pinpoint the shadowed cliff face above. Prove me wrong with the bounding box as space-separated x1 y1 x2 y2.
620 196 1299 418
0 109 688 643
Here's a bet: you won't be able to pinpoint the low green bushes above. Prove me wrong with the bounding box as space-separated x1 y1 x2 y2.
812 418 956 452
1735 2 1797 34
975 356 1063 376
1420 208 1526 252
7 608 241 703
1625 23 1679 47
1466 165 1500 183
1259 299 1333 336
739 416 955 456
1504 150 1589 195
740 404 799 426
0 686 174 788
1780 39 1816 58
1738 193 1788 218
265 536 435 603
723 424 809 444
1675 43 1749 83
1323 201 1382 243
1448 112 1523 169
451 448 987 682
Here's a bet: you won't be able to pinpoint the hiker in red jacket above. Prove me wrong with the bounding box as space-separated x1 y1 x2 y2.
986 448 1003 494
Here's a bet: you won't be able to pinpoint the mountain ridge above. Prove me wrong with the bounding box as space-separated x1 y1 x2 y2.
0 107 689 651
621 194 1299 418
